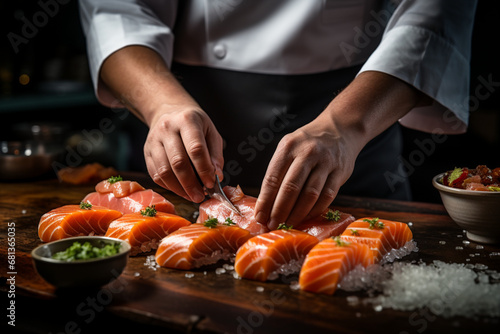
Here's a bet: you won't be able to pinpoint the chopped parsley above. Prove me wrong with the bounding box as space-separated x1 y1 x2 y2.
79 201 92 210
331 236 349 247
107 175 123 184
224 217 236 226
51 241 121 261
277 223 293 230
204 217 218 228
363 217 384 230
322 209 341 222
350 229 360 236
140 205 157 217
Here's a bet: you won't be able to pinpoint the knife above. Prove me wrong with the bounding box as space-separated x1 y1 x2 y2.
204 174 242 216
192 165 242 216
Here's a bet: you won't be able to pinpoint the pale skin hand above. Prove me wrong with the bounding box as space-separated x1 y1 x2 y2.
254 71 431 229
101 46 429 227
100 46 224 203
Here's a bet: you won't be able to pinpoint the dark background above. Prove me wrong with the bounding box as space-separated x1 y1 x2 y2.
0 1 498 203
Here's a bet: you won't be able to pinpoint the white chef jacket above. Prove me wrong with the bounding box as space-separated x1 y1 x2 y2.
79 0 477 134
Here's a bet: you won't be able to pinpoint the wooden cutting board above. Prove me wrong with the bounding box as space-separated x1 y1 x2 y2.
1 173 499 334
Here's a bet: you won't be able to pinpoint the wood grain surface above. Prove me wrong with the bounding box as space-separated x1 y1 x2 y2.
1 173 499 334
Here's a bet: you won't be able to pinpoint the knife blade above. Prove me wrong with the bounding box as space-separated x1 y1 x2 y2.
204 174 242 216
192 165 242 216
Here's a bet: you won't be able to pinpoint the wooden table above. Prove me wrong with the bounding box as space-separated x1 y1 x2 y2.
1 174 499 334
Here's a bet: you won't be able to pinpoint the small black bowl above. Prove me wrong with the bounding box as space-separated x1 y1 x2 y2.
31 236 130 289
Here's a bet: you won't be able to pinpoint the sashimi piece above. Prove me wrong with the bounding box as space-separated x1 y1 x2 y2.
375 218 413 249
38 204 123 242
339 218 399 262
296 208 355 241
234 228 319 281
95 179 145 198
82 188 175 214
156 222 253 270
105 209 191 256
299 237 374 295
197 185 269 235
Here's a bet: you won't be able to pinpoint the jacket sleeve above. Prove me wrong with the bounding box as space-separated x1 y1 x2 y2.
79 0 178 107
359 0 477 134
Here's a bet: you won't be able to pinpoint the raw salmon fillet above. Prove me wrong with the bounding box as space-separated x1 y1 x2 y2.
82 180 175 214
340 218 413 262
156 223 253 270
297 208 355 240
197 185 268 235
105 211 191 256
299 237 374 294
234 229 319 281
95 179 145 198
38 204 123 242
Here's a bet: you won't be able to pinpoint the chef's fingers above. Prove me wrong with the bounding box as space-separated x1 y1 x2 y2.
266 158 314 230
297 173 340 225
254 137 294 226
165 132 206 203
145 135 191 201
205 125 225 182
284 165 331 228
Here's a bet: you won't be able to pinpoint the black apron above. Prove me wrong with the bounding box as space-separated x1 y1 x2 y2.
171 62 412 201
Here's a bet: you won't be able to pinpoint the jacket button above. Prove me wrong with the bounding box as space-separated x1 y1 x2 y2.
213 44 227 59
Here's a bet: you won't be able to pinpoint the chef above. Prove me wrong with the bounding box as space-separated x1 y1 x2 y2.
79 0 477 229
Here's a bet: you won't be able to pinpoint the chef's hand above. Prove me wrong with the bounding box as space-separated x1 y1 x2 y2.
100 46 224 202
145 107 224 203
255 71 430 229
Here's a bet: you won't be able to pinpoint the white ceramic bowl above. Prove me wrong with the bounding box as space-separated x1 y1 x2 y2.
432 173 500 244
31 236 130 289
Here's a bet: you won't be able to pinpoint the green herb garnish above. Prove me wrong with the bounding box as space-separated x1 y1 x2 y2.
488 186 500 192
331 236 349 247
79 201 92 210
224 217 235 226
140 205 157 217
204 217 218 228
322 209 341 222
51 241 121 261
277 223 293 230
363 217 384 229
107 175 123 184
446 167 463 186
350 229 360 236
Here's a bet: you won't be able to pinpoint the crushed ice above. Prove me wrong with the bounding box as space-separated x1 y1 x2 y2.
339 260 500 318
144 255 160 271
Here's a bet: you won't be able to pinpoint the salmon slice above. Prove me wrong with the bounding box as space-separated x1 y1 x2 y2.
376 218 413 249
105 210 191 256
234 228 319 281
296 208 355 241
95 179 145 198
197 185 269 235
38 204 123 242
339 218 399 262
82 188 175 214
156 222 253 270
299 237 374 294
